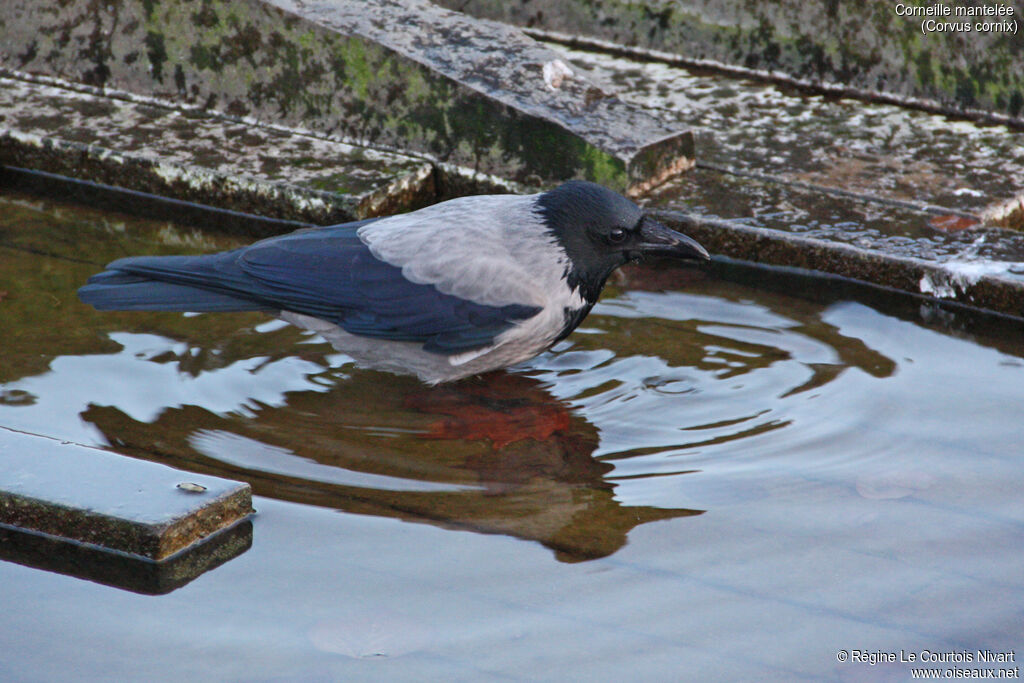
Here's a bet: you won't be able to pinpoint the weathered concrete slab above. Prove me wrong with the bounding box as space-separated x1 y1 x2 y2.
437 0 1024 127
0 426 254 561
0 74 435 225
560 45 1024 225
0 0 694 192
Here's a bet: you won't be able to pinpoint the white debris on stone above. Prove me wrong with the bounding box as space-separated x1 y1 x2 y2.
943 260 1021 284
542 59 574 90
919 272 957 299
920 260 1024 299
981 192 1024 227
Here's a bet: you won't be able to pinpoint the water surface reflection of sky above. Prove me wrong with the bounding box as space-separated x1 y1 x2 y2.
1 192 1022 680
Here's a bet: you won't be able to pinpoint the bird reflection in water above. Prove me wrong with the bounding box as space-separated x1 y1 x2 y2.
83 370 702 563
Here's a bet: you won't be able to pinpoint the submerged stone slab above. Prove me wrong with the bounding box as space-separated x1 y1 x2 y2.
438 0 1024 126
0 75 435 225
0 0 694 192
0 517 253 595
0 427 254 561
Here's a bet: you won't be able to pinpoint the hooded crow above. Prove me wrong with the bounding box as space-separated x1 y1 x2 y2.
79 181 709 384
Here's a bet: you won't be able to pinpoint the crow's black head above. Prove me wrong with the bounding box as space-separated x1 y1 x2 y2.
536 180 709 303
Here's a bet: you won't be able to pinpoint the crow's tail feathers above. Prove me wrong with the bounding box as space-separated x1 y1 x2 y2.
78 251 268 313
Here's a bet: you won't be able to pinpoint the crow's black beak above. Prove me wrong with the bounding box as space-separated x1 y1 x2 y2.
636 216 711 262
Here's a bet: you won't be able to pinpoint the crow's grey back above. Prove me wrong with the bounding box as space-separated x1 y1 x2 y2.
357 194 569 310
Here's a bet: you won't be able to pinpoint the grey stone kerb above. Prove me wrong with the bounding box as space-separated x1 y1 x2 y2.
0 0 693 193
435 0 1024 127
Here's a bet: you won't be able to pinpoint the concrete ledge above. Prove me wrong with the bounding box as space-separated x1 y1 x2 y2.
659 210 1024 321
0 73 436 224
0 0 694 191
437 0 1024 127
0 427 254 561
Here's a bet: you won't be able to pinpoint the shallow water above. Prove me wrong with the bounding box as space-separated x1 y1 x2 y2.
1 192 1023 680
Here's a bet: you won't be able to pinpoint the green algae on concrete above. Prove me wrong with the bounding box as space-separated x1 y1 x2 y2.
436 0 1024 127
0 0 695 192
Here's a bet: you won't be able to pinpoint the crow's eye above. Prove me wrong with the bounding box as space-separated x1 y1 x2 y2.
608 228 627 244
